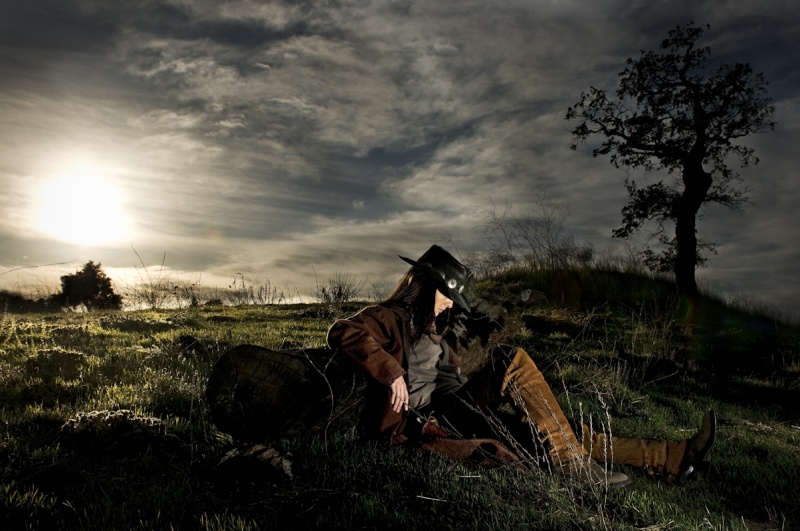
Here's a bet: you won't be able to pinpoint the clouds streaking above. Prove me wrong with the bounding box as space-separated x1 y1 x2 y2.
1 1 798 316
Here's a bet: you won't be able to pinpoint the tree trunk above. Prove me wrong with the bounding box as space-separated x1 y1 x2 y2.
674 215 699 295
674 163 712 296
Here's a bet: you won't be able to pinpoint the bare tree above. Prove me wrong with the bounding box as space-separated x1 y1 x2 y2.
477 196 593 274
314 270 365 305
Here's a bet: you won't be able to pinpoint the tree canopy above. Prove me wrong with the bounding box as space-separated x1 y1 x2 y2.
566 22 775 294
56 261 123 310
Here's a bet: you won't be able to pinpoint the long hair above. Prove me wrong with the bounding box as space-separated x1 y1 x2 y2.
382 268 449 343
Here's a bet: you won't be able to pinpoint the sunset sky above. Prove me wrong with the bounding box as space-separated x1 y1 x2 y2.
1 1 798 317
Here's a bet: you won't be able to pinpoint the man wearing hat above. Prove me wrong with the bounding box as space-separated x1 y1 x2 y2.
328 245 715 487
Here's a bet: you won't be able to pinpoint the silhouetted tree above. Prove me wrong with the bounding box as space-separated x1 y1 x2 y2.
57 261 123 310
566 22 775 295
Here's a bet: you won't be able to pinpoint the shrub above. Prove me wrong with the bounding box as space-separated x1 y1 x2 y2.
53 261 122 311
314 270 365 304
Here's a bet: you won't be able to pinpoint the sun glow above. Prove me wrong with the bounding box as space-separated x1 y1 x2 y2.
34 169 132 246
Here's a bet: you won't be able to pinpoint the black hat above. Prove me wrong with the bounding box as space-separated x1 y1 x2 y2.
399 245 474 311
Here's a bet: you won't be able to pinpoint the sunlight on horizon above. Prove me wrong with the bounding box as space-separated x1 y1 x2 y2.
34 167 132 247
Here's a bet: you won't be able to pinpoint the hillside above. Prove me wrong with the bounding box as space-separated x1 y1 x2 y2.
1 271 798 530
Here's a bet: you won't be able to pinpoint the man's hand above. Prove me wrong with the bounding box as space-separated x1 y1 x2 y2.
389 376 409 413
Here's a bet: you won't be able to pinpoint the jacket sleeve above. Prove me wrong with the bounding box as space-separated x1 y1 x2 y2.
326 306 405 387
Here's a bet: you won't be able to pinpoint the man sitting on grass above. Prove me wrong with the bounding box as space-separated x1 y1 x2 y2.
328 245 716 488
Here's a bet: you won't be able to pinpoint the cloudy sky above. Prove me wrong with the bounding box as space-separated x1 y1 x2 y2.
1 0 798 316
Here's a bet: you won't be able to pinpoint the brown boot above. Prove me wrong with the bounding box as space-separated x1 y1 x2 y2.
579 411 717 482
556 456 630 488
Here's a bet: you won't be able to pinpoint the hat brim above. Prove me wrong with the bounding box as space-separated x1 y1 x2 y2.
399 255 472 312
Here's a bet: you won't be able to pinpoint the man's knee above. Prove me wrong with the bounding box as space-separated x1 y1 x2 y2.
489 344 535 369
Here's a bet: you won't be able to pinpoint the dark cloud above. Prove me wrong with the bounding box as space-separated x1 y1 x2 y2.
1 0 798 318
0 2 115 52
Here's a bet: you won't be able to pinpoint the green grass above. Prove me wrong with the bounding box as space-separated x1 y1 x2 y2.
1 273 799 530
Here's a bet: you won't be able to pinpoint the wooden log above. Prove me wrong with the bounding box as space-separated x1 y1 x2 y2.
205 344 358 442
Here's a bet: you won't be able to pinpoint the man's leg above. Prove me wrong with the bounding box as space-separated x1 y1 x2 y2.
459 346 587 464
509 347 588 465
455 346 629 486
580 410 716 481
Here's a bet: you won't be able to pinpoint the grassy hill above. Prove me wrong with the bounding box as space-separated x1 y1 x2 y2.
1 269 798 530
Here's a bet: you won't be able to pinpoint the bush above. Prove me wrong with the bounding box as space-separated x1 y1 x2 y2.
314 270 365 304
53 261 122 311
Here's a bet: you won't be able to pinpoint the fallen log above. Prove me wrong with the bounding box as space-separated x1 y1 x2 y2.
205 344 360 443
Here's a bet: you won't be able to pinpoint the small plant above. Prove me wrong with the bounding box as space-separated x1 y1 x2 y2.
313 269 365 305
0 482 61 529
475 196 594 277
123 248 175 309
171 280 200 308
226 270 287 306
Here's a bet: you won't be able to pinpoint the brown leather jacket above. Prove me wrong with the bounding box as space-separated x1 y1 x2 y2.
326 304 462 444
